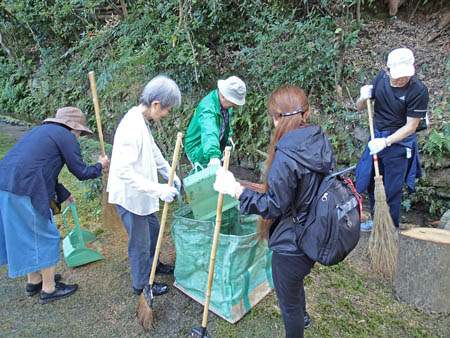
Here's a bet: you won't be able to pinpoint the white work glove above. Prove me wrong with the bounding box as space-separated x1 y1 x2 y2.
208 157 221 167
368 138 388 155
173 174 182 192
359 85 373 101
156 184 178 203
213 168 242 198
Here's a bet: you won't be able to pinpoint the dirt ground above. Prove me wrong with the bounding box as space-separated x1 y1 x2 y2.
0 121 29 139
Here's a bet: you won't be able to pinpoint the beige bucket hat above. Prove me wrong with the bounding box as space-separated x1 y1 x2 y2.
43 107 93 135
217 76 246 106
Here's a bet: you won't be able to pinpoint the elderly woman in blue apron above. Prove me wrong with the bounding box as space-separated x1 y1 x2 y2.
0 107 109 304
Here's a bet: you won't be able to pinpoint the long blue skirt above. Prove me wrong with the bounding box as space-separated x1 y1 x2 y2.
0 190 60 277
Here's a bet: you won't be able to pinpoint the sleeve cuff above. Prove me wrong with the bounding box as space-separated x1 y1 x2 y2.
95 162 103 173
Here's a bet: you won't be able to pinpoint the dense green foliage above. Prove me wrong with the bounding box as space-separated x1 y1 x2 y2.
0 0 448 216
0 0 361 152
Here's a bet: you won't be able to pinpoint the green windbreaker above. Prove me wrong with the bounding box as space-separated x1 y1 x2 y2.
184 90 233 167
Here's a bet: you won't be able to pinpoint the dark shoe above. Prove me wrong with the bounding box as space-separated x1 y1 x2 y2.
156 262 174 275
133 287 143 295
151 282 169 296
304 311 311 329
39 282 78 304
133 282 168 296
26 274 62 297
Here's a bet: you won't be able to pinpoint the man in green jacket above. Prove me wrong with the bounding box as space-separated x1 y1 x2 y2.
185 76 246 167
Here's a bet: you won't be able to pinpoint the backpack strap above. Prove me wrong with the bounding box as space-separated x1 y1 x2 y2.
329 165 356 177
290 165 356 224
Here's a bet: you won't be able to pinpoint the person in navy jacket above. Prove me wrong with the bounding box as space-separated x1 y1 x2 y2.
0 107 109 304
355 47 428 231
214 85 335 338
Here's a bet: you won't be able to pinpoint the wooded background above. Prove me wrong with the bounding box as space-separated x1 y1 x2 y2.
0 0 448 217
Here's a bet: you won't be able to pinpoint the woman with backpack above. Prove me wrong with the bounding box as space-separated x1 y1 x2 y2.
214 85 335 338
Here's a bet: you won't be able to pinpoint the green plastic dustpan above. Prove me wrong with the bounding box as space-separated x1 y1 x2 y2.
62 202 104 267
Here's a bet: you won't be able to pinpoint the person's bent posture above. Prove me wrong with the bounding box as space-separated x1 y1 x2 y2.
0 107 109 303
107 75 182 296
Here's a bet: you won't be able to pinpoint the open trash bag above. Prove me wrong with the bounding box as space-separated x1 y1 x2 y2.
171 205 274 323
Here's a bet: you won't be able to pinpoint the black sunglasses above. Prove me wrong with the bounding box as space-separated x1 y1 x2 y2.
279 109 304 117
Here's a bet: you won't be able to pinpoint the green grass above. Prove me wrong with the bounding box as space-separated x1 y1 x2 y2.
0 130 17 160
1 130 449 337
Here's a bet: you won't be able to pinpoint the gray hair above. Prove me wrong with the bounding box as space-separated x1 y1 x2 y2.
140 75 181 108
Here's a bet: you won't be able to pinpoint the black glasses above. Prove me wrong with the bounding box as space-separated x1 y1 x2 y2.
279 109 304 117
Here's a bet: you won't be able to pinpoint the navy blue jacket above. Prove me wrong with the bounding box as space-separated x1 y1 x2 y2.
0 123 102 219
239 126 335 255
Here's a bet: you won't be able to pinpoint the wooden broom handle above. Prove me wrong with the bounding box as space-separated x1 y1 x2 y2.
367 100 380 177
149 132 183 286
201 146 232 328
88 71 106 157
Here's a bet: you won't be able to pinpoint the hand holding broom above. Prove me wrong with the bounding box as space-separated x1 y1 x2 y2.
137 132 183 332
366 100 398 281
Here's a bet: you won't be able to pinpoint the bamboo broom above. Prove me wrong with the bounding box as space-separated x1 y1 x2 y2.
190 146 231 338
366 100 399 281
136 132 183 332
88 71 126 239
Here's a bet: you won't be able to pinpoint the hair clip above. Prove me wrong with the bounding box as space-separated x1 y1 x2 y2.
279 109 304 117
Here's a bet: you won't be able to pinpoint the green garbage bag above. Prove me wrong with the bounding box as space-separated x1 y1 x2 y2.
171 205 274 324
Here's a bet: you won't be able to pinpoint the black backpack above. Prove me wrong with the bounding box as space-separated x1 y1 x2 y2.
292 166 362 266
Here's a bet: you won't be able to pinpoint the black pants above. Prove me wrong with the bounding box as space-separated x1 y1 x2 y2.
272 252 315 338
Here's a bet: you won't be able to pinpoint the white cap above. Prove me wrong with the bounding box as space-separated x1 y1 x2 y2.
386 48 415 79
217 76 246 106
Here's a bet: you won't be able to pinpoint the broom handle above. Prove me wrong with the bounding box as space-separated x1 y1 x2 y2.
367 100 381 178
201 146 232 329
149 132 183 286
88 71 106 157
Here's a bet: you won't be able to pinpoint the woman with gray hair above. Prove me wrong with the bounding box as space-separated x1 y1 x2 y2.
107 74 182 296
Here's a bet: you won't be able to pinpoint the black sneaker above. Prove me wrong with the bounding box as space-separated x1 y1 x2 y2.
304 311 311 329
39 282 78 304
26 274 62 297
156 262 174 275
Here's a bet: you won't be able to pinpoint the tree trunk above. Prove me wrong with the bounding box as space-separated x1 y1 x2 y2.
392 228 450 314
388 0 406 16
